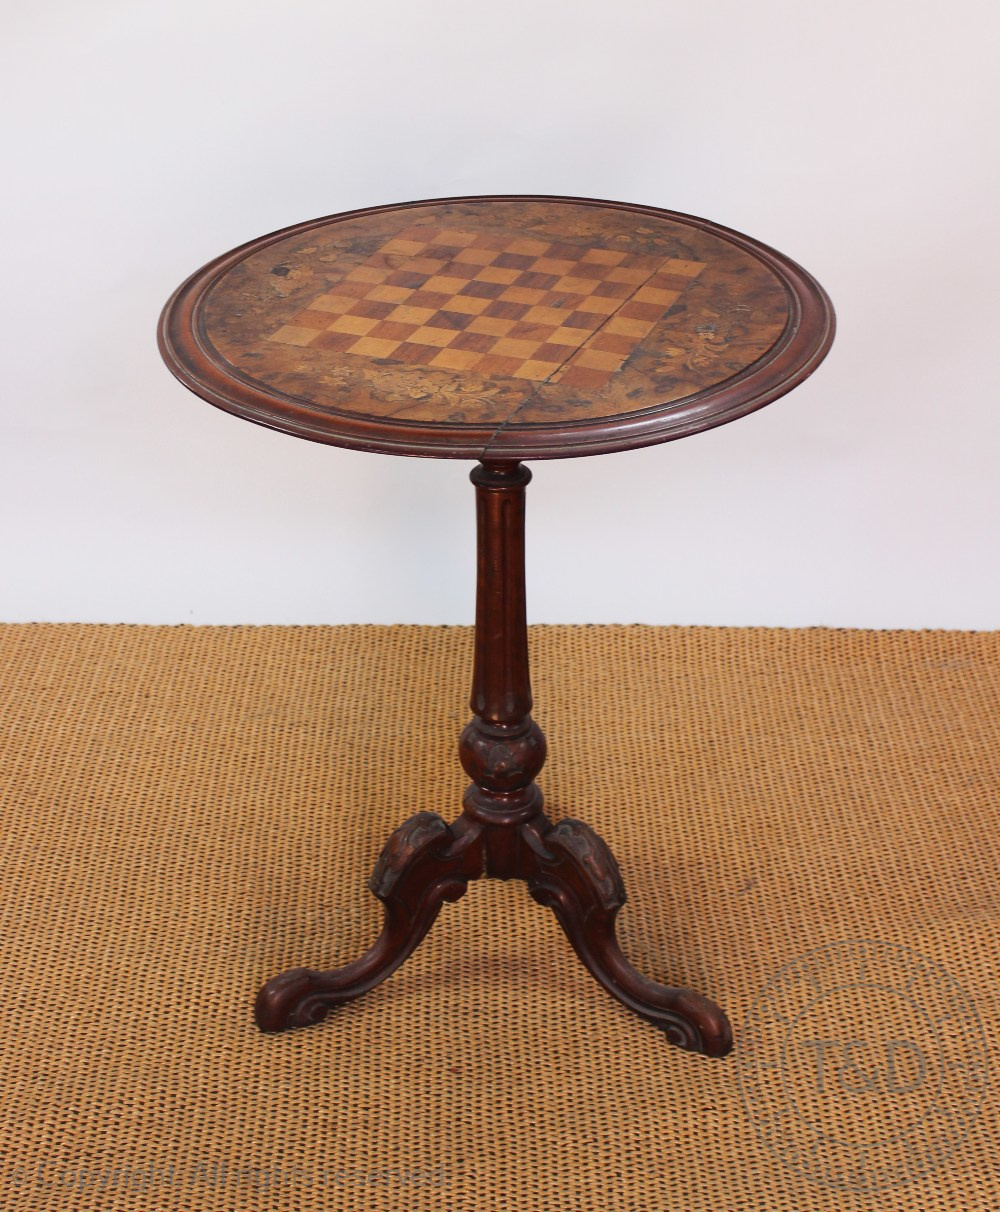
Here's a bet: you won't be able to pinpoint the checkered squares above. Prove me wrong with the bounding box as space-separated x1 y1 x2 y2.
268 225 705 390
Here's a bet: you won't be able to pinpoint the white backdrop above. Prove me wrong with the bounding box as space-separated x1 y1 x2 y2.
2 0 997 627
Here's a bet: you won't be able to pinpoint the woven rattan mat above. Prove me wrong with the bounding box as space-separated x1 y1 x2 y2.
0 624 996 1210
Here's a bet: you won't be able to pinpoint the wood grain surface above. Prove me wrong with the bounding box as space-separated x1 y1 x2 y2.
159 196 834 459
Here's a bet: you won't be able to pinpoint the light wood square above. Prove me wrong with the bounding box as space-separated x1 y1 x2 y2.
604 315 656 338
489 337 540 359
387 305 436 325
573 348 625 371
606 266 649 285
409 326 457 348
573 296 619 316
434 229 480 247
328 314 380 336
380 238 425 255
580 248 626 265
633 286 680 307
346 336 402 358
443 295 492 315
553 275 602 294
429 347 485 371
522 305 572 325
395 257 448 275
661 258 706 277
268 325 319 347
366 285 414 304
498 287 546 305
516 359 563 381
422 275 473 294
467 316 516 337
546 326 593 347
346 265 388 284
309 294 358 314
475 266 521 285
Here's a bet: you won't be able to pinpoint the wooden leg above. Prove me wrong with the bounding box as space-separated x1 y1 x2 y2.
255 812 482 1032
520 817 732 1057
255 460 732 1057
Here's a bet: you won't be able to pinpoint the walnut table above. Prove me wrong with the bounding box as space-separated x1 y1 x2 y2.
158 196 834 1058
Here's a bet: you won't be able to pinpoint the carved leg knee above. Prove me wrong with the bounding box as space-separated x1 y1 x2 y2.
522 818 732 1058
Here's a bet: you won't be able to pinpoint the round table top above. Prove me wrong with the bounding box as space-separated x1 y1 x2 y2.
159 196 834 460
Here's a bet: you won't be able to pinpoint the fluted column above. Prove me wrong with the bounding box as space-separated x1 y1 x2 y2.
459 461 546 831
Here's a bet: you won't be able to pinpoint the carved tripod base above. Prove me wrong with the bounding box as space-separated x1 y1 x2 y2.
255 461 731 1059
255 799 733 1058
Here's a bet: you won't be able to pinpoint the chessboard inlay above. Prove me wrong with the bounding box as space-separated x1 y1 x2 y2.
267 223 706 390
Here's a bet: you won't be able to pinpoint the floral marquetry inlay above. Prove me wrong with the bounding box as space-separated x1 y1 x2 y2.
161 196 833 458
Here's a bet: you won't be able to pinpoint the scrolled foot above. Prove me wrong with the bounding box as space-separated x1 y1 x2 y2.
640 984 733 1058
255 967 337 1033
524 817 733 1059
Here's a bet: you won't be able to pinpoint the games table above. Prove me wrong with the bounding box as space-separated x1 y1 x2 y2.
159 195 834 1057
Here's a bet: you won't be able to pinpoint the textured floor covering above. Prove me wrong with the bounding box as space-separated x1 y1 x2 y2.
0 624 996 1210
